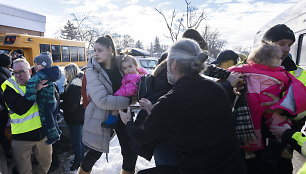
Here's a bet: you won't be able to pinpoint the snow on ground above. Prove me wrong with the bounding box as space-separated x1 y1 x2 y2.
61 135 155 174
90 135 155 174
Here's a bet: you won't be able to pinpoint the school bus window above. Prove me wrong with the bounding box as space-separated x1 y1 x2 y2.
51 45 61 62
40 44 50 53
62 46 70 62
78 47 85 61
299 34 306 66
70 46 78 62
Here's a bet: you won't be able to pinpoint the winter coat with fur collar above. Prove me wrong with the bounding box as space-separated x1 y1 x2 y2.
60 72 84 125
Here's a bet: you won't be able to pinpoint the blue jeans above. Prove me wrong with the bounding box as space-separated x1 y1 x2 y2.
68 125 84 164
153 142 178 167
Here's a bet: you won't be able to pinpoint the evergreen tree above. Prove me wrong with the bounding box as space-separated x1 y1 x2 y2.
153 36 162 53
60 20 78 40
135 40 144 49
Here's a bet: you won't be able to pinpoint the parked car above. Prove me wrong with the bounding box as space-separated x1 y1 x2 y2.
135 57 158 74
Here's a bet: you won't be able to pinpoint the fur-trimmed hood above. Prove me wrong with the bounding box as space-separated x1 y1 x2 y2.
71 72 84 87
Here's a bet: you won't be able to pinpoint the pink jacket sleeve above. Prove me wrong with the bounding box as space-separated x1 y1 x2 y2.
114 74 142 97
137 67 148 75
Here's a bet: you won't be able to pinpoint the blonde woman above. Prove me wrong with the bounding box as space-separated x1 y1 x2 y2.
60 63 84 171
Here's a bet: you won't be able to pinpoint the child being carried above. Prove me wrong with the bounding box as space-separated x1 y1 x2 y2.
101 55 147 128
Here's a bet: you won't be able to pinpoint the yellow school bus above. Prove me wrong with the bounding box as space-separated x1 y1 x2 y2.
0 33 87 67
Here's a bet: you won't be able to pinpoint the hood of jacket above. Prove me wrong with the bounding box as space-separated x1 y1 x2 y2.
39 66 62 82
153 59 167 77
0 66 12 79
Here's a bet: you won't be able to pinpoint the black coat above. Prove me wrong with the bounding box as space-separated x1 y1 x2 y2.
0 67 11 141
126 75 246 174
132 60 172 160
60 73 84 125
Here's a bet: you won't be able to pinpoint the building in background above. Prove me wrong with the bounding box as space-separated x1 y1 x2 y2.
0 3 45 36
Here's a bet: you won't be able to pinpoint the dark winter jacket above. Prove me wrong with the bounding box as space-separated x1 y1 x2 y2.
282 55 297 71
0 67 12 141
0 67 11 85
126 75 246 174
25 66 62 144
134 60 172 126
149 60 172 103
133 60 172 160
60 72 84 125
25 66 61 104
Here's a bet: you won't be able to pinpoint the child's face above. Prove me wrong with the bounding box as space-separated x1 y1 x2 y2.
34 63 45 72
270 57 282 67
270 49 283 67
121 60 138 75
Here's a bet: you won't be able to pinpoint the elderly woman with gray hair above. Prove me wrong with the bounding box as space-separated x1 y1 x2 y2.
120 38 246 174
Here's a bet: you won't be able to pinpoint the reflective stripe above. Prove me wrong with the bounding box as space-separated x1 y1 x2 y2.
10 111 39 124
7 78 24 96
302 142 306 157
295 67 303 78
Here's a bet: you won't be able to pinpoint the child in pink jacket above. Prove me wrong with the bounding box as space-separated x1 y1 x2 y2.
101 55 147 128
229 42 306 154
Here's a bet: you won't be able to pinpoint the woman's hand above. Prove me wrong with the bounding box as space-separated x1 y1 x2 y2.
119 107 132 125
227 72 244 88
139 98 153 114
261 92 280 106
36 80 48 91
270 124 291 139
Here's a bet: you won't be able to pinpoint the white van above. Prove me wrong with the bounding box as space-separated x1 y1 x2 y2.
254 0 306 69
135 57 158 74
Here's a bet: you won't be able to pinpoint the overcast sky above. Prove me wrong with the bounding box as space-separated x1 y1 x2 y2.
0 0 300 50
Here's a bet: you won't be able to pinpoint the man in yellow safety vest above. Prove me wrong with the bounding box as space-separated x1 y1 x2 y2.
260 24 306 174
1 58 52 174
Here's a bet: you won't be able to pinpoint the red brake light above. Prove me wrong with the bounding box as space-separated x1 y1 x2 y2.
4 36 16 45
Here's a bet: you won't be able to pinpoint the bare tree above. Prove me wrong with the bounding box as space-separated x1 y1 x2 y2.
233 46 251 55
112 34 135 49
155 0 206 42
202 25 227 58
70 13 105 51
156 0 227 55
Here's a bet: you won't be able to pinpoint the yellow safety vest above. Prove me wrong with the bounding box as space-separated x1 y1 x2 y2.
298 162 306 174
290 66 306 86
290 66 306 120
1 77 41 134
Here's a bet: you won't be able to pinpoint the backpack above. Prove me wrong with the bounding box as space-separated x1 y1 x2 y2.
137 74 155 101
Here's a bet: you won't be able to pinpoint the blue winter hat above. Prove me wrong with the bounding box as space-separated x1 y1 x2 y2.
34 52 53 68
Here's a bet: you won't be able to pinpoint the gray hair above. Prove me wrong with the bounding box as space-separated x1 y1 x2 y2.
168 38 208 75
13 58 31 70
